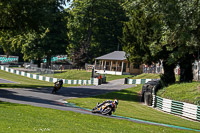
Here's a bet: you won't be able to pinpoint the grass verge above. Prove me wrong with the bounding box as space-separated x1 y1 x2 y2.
157 82 200 105
0 70 76 88
129 73 160 79
53 70 130 81
67 85 200 130
0 101 196 133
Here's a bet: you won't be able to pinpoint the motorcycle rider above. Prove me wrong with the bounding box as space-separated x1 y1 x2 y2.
52 79 63 93
97 99 119 112
55 79 63 88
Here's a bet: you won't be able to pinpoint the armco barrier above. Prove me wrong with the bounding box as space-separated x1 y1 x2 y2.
125 78 159 84
0 65 99 85
152 95 200 121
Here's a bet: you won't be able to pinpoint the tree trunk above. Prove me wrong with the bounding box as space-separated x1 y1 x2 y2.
46 55 52 69
37 57 41 68
179 55 194 82
160 60 176 87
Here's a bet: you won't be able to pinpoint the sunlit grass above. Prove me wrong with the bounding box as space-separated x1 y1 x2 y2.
0 101 196 133
0 70 76 88
67 85 200 130
157 82 200 105
129 73 160 79
53 70 130 81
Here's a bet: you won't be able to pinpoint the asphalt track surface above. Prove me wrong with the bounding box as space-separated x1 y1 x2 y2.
0 78 17 83
0 79 135 114
0 78 200 131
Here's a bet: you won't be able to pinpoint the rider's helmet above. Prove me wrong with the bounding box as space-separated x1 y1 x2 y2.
114 99 119 107
59 79 63 84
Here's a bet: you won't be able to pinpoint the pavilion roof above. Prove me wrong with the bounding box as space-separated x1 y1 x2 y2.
95 51 127 61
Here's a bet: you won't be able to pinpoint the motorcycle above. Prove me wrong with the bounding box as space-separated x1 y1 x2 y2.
92 102 117 115
52 79 63 94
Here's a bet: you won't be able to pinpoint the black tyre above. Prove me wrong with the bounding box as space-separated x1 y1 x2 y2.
144 92 152 106
102 107 112 115
92 108 100 113
52 88 57 94
108 111 112 115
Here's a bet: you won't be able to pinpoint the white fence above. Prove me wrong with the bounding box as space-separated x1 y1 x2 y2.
152 95 200 121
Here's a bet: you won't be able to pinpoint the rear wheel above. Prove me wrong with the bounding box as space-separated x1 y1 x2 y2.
102 107 112 115
52 88 57 94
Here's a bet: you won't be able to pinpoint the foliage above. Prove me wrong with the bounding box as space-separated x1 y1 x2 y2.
121 0 177 85
0 0 70 66
122 0 200 85
146 0 200 83
67 0 127 67
121 0 162 65
0 0 68 33
23 10 69 67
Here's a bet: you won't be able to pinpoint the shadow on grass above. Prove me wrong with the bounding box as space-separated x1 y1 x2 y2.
0 83 79 89
0 84 51 89
0 89 67 107
94 89 139 102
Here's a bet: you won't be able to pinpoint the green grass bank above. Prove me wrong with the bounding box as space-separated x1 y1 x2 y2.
67 85 200 130
0 101 197 133
157 82 200 105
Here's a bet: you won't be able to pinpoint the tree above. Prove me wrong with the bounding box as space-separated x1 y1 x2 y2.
0 0 68 33
122 0 177 85
148 0 200 82
122 0 200 85
40 10 69 68
0 0 70 67
21 10 69 67
67 0 127 67
0 44 4 55
121 0 175 85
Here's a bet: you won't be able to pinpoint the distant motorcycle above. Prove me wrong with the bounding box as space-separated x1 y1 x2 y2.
92 99 118 115
52 79 63 94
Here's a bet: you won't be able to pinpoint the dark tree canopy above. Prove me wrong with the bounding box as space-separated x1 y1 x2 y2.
0 0 70 67
0 0 68 33
67 0 127 67
122 0 200 85
0 0 199 85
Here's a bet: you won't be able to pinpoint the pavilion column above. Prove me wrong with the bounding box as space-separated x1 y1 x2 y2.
116 61 118 71
110 61 112 71
121 61 124 73
101 60 104 70
104 60 106 70
99 60 101 70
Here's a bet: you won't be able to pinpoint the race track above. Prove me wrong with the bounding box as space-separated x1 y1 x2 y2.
0 78 199 131
0 78 17 83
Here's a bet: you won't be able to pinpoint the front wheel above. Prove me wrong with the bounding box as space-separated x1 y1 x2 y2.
92 107 100 113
